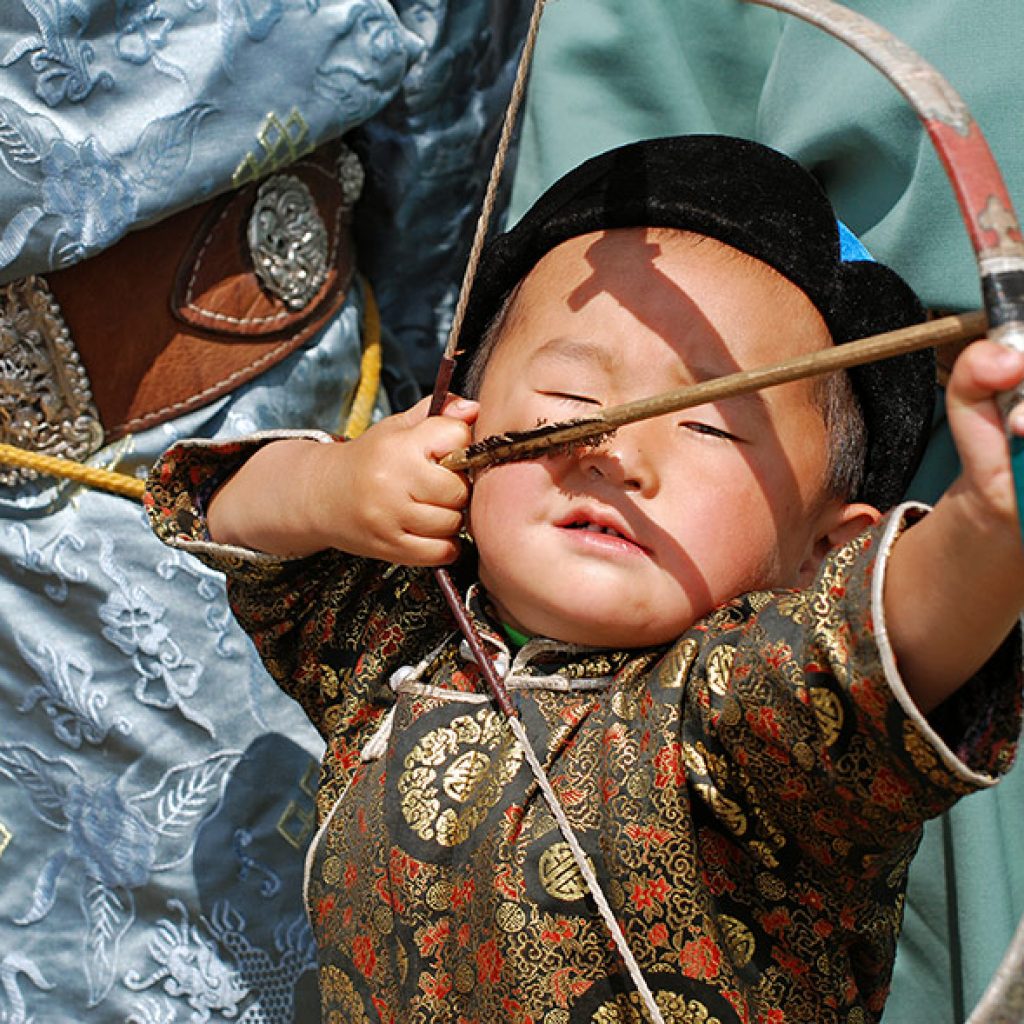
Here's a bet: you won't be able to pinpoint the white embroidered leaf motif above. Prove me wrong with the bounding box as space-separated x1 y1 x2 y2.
81 880 133 1007
0 206 44 268
14 848 70 925
129 103 215 190
129 751 240 864
1 34 43 67
0 98 55 183
0 743 76 829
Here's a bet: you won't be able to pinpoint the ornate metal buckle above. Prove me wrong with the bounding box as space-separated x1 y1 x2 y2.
0 276 103 487
247 174 330 311
247 143 364 313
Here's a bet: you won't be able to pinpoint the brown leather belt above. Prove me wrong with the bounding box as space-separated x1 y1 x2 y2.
2 141 357 470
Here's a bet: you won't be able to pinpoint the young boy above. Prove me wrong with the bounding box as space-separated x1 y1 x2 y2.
147 135 1024 1023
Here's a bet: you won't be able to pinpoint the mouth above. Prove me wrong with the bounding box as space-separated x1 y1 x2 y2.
556 511 647 554
564 520 629 539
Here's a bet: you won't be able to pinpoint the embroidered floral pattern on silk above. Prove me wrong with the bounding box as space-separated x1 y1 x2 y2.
0 0 422 283
0 4 535 1021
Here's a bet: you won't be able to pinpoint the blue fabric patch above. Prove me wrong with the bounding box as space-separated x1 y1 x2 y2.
838 219 874 263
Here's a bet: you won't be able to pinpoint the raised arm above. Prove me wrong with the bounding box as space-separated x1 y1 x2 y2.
885 340 1024 712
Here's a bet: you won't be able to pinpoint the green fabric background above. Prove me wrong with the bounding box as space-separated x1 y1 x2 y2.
507 3 1024 1021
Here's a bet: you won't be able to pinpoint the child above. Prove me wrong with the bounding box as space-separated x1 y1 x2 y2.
147 135 1024 1024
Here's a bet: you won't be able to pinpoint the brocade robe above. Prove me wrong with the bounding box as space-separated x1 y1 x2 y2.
146 434 1021 1024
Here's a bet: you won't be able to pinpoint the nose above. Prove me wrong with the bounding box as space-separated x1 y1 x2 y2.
576 425 658 495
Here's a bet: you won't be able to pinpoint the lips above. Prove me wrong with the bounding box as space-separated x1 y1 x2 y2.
556 508 646 553
565 520 629 540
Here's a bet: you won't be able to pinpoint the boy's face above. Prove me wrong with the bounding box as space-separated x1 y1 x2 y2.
468 228 865 648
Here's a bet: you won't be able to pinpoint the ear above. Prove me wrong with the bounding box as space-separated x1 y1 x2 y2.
795 500 882 587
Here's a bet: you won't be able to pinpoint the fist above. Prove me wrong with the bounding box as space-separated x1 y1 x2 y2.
334 395 479 565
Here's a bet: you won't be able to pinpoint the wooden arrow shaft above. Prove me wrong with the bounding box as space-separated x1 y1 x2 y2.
441 309 986 473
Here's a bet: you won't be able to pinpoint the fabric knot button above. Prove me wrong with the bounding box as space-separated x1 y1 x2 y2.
389 665 417 691
457 639 510 679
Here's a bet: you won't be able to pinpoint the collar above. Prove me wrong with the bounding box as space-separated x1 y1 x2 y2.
459 584 645 692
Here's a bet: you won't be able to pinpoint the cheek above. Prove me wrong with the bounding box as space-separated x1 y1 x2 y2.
663 447 776 524
657 456 787 579
467 464 541 543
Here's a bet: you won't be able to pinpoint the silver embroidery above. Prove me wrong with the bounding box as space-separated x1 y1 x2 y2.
336 142 365 207
0 276 103 487
247 174 329 311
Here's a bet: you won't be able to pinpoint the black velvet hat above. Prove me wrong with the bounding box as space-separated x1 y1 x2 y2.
457 134 934 511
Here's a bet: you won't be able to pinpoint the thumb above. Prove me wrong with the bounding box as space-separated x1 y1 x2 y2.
948 340 1024 485
438 395 480 425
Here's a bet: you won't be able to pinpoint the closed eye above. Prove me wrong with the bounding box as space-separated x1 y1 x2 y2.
540 391 602 407
680 421 745 442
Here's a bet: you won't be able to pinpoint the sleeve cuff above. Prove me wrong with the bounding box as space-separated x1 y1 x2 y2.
870 500 1022 788
145 429 335 580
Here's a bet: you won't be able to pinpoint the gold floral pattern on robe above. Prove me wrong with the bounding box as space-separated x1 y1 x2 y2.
146 437 1022 1024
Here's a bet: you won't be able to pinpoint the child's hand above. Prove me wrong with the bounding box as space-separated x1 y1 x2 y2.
207 395 477 563
884 337 1024 713
334 395 477 565
945 338 1024 531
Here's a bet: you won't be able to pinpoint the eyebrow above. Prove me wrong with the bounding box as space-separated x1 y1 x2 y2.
531 336 619 374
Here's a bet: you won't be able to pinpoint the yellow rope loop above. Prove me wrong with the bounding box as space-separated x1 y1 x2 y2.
0 443 146 500
342 277 383 439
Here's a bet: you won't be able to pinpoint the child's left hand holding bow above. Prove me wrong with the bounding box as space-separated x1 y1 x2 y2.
885 338 1024 712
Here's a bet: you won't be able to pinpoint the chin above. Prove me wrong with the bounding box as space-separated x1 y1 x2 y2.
483 569 696 650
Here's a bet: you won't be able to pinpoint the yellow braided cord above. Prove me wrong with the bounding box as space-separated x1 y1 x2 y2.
342 277 383 439
0 443 146 500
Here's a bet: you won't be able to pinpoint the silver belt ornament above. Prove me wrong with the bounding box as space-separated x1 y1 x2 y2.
0 276 103 488
247 144 363 311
